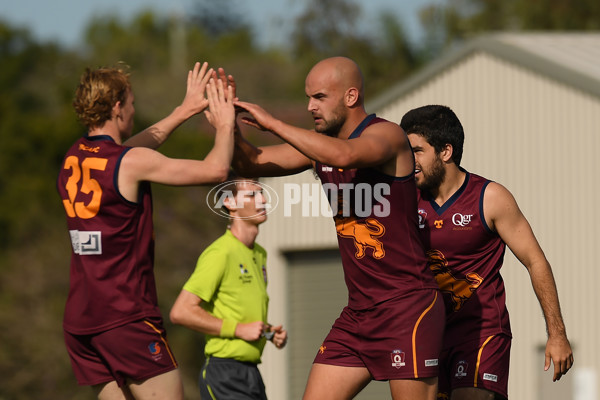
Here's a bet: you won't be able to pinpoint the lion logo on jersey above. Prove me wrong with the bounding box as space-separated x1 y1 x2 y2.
336 217 385 259
427 249 483 312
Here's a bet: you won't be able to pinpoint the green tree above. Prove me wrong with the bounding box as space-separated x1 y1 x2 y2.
289 0 421 99
0 20 88 400
515 0 600 30
419 0 600 49
290 0 362 61
0 5 305 398
0 0 427 397
189 0 250 37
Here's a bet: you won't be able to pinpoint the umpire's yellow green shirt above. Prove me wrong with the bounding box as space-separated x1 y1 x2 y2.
183 230 269 363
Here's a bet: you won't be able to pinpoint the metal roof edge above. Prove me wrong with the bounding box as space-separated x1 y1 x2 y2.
367 33 600 113
367 39 480 112
483 33 600 99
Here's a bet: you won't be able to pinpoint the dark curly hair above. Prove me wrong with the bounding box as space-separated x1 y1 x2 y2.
400 105 464 166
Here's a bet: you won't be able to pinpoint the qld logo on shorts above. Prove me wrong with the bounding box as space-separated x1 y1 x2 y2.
391 349 406 369
455 360 468 378
148 341 163 362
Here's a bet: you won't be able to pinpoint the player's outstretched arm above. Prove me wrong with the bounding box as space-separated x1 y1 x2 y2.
231 103 312 177
235 101 403 172
484 182 574 382
201 69 309 178
124 61 213 149
201 78 236 174
232 129 312 178
117 76 234 201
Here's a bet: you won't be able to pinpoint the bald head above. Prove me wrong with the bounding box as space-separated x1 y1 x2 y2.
306 57 364 105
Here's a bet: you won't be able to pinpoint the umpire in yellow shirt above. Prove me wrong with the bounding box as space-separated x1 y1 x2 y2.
170 177 287 399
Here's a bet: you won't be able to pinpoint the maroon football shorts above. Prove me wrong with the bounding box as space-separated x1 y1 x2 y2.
313 288 445 380
64 317 178 387
437 334 510 399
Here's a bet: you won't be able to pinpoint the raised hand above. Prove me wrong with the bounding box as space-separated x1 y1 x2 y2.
213 67 238 102
234 101 277 132
204 78 235 133
180 61 213 116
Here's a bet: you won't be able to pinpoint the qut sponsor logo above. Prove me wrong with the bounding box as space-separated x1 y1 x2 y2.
452 213 473 227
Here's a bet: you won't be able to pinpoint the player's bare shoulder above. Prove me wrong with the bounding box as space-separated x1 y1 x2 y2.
363 120 411 176
364 119 406 142
362 119 409 154
483 181 521 230
484 181 517 205
121 146 161 169
119 146 168 185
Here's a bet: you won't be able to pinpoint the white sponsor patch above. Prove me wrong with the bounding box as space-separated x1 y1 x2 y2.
425 359 438 367
70 230 102 255
483 373 498 382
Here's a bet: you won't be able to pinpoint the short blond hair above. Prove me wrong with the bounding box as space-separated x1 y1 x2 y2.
73 66 131 130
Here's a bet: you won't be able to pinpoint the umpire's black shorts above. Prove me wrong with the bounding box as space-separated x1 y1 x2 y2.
200 356 267 400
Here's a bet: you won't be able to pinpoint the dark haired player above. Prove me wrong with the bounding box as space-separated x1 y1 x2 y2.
401 105 573 399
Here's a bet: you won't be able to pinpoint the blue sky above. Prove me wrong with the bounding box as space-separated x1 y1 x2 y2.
0 0 442 48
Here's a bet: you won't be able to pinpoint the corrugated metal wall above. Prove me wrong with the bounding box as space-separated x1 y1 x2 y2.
375 51 600 399
257 50 600 400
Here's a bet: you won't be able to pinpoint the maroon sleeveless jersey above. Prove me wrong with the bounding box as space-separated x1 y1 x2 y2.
316 115 437 310
57 135 160 334
417 171 512 343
